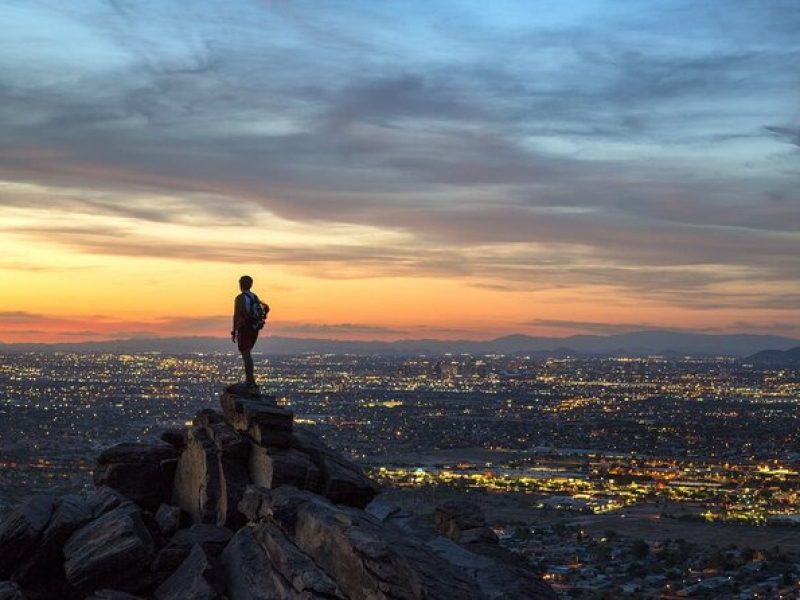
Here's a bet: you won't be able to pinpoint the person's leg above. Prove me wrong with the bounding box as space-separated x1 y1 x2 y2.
242 349 256 386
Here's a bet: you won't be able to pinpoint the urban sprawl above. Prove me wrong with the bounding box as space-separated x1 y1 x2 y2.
1 352 799 599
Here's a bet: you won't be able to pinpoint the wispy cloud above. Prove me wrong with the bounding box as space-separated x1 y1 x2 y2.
0 0 799 325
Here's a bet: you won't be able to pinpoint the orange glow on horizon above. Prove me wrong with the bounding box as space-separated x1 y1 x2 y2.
1 188 798 344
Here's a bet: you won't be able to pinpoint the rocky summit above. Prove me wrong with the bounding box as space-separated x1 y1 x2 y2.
0 385 556 600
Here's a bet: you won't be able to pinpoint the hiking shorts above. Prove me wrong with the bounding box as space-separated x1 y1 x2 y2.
237 327 259 353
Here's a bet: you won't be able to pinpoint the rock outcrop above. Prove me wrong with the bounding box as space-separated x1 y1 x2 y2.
0 385 556 600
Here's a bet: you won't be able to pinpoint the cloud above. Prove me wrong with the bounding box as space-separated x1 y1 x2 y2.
0 0 799 317
527 319 697 335
0 311 41 323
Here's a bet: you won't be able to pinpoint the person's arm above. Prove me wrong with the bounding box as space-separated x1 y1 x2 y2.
232 294 243 341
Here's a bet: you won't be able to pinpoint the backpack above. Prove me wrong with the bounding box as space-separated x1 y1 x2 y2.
244 291 269 331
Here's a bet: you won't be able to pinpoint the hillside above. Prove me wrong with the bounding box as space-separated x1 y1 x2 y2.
0 384 556 600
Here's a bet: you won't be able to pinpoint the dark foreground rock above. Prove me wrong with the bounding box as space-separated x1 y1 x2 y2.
0 494 56 579
0 581 25 600
94 444 179 511
154 545 223 600
274 485 485 599
0 384 555 600
63 504 155 593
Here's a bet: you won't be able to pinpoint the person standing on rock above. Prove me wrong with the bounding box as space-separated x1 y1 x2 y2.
231 275 269 391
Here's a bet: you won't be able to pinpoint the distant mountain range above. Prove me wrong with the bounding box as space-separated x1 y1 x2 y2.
1 330 799 358
746 346 800 367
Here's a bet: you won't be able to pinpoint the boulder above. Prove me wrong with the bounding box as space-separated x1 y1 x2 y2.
155 504 185 538
292 428 379 508
94 443 180 511
206 420 251 529
249 446 320 490
365 499 403 522
160 523 234 569
169 524 234 552
253 523 345 599
385 504 557 600
172 427 223 525
220 528 277 600
154 544 223 600
249 485 481 600
11 493 94 587
152 548 191 581
434 500 498 545
223 525 345 600
0 581 25 600
88 487 129 519
237 486 273 524
172 419 252 527
0 494 56 578
219 392 288 437
63 504 155 594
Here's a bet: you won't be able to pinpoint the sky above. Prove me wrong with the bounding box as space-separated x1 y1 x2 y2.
1 0 799 343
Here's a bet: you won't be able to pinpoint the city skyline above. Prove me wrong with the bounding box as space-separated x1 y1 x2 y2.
1 1 799 343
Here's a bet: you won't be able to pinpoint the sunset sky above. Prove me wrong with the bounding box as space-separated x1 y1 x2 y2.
1 0 799 343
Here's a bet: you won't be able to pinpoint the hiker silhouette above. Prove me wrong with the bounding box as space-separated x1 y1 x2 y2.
230 275 269 392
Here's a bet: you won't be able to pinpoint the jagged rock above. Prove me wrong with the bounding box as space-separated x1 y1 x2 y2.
219 392 287 436
87 591 145 600
291 428 379 508
88 487 129 519
94 443 180 511
172 427 223 525
169 524 234 551
11 493 94 590
155 505 185 538
223 525 345 600
44 494 94 547
220 528 277 600
0 393 555 600
152 548 191 580
173 417 252 527
0 581 25 600
365 499 403 522
208 421 251 529
161 429 187 451
154 544 223 600
385 504 557 600
237 486 273 523
244 403 293 448
254 523 345 599
160 523 234 569
434 500 498 544
249 446 320 490
0 494 56 579
63 504 155 594
247 485 481 600
219 391 375 508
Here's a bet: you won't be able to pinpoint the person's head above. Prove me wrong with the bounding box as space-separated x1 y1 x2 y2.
239 275 253 291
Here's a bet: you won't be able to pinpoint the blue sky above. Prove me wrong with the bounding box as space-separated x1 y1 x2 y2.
1 0 799 338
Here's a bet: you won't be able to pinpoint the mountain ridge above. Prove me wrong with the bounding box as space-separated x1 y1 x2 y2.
746 346 800 366
1 330 798 357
